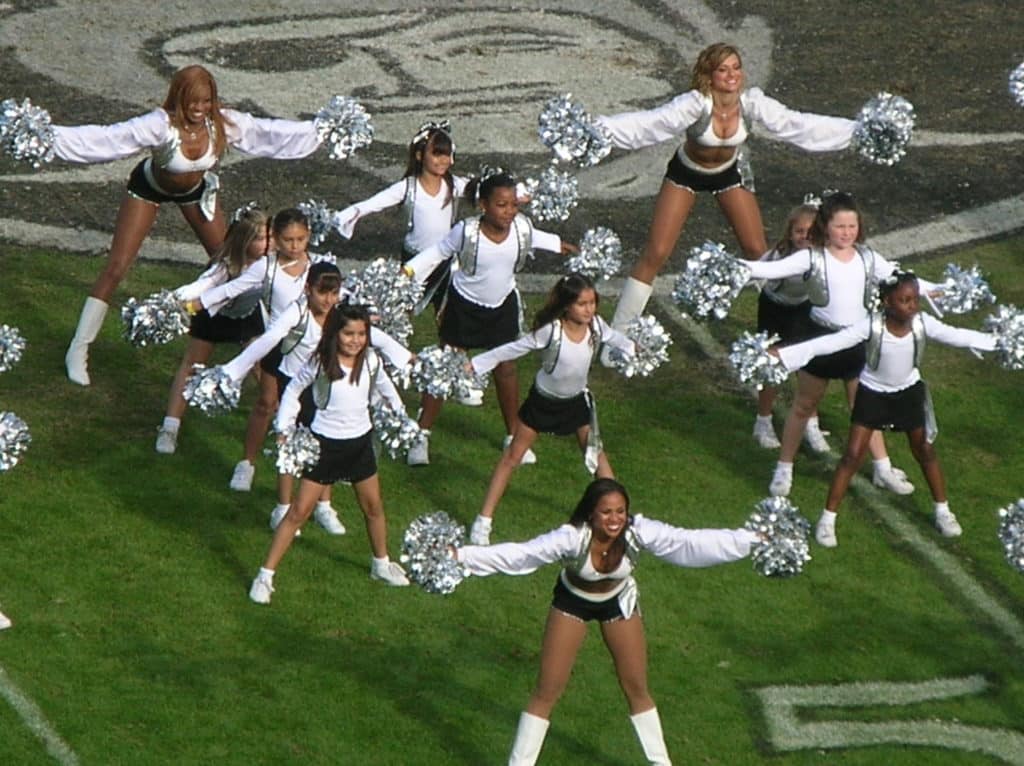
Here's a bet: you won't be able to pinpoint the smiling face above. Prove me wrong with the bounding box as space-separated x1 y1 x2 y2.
308 284 341 315
337 318 368 360
590 491 629 543
789 212 815 250
420 144 453 179
184 82 213 127
710 53 743 94
479 185 519 232
825 210 861 250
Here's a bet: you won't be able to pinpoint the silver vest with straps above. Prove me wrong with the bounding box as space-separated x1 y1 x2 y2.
540 318 603 374
564 523 642 572
457 213 533 275
866 312 926 370
683 95 755 191
804 245 877 311
401 176 461 234
312 347 381 410
280 299 310 357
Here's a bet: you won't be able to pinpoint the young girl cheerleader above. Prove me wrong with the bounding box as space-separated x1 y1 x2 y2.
155 205 269 455
773 271 995 547
454 478 759 765
594 42 857 338
248 304 411 603
744 192 935 497
465 274 635 546
752 202 830 453
55 64 329 386
402 171 577 467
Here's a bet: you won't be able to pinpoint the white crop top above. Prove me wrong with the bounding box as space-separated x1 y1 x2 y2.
691 115 748 148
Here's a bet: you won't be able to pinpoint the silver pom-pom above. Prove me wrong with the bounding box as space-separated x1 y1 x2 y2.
371 398 424 459
729 331 788 390
568 227 622 281
344 258 423 346
120 290 190 346
524 164 579 223
671 241 750 320
409 345 484 399
400 511 469 595
934 263 996 315
606 314 671 378
275 424 321 478
183 364 241 416
537 93 612 168
314 95 374 160
983 304 1024 370
1010 62 1024 108
745 496 812 577
0 411 31 472
0 325 26 373
0 97 55 167
296 199 335 246
997 499 1024 573
852 92 915 166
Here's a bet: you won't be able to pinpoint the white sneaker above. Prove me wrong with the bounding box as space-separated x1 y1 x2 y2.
469 516 492 546
503 435 537 465
769 465 793 497
803 421 831 453
935 511 963 538
370 560 410 587
753 419 781 449
456 387 484 406
815 519 838 548
248 576 274 604
229 460 255 491
314 505 346 535
873 467 914 495
270 504 301 537
155 427 178 455
407 433 430 466
0 610 11 630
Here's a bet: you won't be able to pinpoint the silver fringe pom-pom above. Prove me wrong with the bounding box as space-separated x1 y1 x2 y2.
983 304 1024 370
568 227 622 281
729 331 788 390
537 93 612 167
671 241 750 320
0 325 26 373
935 263 996 315
409 344 484 399
0 97 55 167
275 424 321 478
296 199 336 247
1010 62 1024 108
183 364 241 416
745 496 812 577
344 258 422 346
606 314 671 378
314 95 374 160
120 290 190 346
400 511 469 595
371 398 424 459
524 164 579 223
0 411 31 472
997 499 1024 573
852 92 915 166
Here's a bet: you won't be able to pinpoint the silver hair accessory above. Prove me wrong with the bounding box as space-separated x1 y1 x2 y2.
473 164 509 203
411 119 454 151
230 201 260 225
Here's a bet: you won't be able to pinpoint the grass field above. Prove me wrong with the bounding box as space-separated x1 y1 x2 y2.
1 240 1023 765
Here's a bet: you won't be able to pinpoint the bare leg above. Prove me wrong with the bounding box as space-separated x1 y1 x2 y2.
179 202 227 257
90 196 160 300
492 360 522 435
524 609 589 719
479 422 539 520
907 428 946 502
779 371 829 463
716 187 768 259
417 393 444 429
600 613 654 714
352 473 388 559
263 478 323 570
242 370 280 464
757 387 777 417
629 181 697 284
574 425 613 478
164 338 215 420
825 424 874 511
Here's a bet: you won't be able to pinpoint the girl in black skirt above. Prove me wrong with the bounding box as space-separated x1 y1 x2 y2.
465 274 635 545
773 271 996 547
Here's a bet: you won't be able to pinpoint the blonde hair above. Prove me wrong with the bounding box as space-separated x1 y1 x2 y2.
690 43 743 95
774 204 819 256
209 207 268 278
162 65 232 156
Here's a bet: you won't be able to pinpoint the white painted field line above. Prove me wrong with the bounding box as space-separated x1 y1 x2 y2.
0 665 80 765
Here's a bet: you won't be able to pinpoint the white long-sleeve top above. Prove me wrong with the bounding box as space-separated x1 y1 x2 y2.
596 87 854 154
198 255 309 321
275 352 404 439
405 218 562 307
174 261 234 301
52 107 321 165
471 317 634 398
779 313 995 392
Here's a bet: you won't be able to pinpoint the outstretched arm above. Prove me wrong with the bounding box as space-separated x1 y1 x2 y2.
458 524 580 576
632 514 757 567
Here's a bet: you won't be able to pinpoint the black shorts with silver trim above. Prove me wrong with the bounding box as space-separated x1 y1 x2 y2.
519 384 590 436
551 576 626 623
126 159 205 205
664 152 742 194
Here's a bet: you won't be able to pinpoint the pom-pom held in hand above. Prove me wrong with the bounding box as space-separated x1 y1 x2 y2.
400 511 469 595
671 241 749 320
183 365 241 416
1010 62 1024 108
852 92 914 166
0 411 31 472
120 290 190 347
0 325 26 373
606 315 671 378
410 345 483 399
371 399 424 459
997 499 1024 573
296 199 335 247
983 304 1024 371
343 258 422 346
537 93 612 167
524 164 579 223
568 227 623 281
745 496 812 577
314 95 374 160
0 98 55 167
934 263 996 315
729 331 788 390
275 425 321 478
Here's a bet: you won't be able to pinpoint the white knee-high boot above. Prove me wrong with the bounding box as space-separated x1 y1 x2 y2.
630 707 672 765
601 277 654 366
508 712 550 766
65 296 108 386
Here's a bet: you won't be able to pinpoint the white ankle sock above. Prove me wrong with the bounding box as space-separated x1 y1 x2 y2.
274 503 289 514
258 567 275 581
316 500 332 512
775 461 793 474
874 457 892 472
755 414 773 426
934 501 950 515
474 515 492 530
819 510 837 526
162 416 180 433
